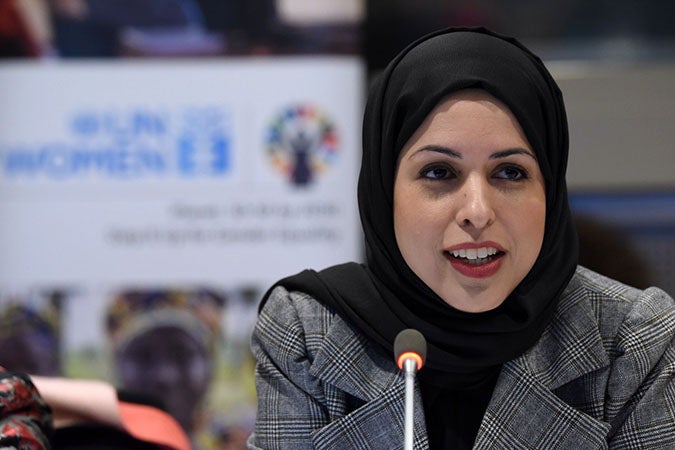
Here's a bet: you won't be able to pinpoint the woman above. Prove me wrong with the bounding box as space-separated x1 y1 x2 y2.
247 27 675 449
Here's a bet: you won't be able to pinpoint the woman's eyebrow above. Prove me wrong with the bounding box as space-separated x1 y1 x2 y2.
414 145 462 158
412 146 537 161
490 148 537 160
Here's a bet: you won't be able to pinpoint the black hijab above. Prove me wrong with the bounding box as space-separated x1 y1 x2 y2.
263 27 578 387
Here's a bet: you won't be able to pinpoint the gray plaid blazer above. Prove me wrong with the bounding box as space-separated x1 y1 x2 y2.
247 266 675 449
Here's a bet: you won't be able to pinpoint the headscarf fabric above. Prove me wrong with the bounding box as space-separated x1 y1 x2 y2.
264 27 578 387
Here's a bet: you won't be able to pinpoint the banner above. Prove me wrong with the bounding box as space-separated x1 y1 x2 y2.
0 57 365 448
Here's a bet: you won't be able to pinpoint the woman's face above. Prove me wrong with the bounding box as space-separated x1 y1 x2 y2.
393 90 546 312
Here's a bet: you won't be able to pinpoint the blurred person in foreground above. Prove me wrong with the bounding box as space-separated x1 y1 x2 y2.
247 27 675 449
32 374 191 450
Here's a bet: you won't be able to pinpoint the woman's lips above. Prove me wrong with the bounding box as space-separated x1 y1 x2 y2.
444 243 505 278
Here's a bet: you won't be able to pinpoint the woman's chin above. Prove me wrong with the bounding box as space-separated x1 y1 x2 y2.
437 281 509 313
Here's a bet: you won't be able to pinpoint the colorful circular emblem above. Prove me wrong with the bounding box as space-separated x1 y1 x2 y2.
266 104 339 186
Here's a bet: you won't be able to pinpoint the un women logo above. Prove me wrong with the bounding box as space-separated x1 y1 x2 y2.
265 104 339 187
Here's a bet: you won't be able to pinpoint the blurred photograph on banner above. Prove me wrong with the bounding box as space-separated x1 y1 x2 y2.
1 1 365 448
75 285 257 449
0 288 66 376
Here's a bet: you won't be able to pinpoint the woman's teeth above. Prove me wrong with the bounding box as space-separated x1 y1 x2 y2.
449 247 499 265
450 247 499 260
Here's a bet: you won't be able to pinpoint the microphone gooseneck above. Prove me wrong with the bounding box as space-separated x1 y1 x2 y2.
394 329 427 450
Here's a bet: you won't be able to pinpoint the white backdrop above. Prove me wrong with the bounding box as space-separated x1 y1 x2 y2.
0 57 364 289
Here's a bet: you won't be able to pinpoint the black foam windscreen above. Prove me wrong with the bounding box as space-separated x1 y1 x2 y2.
394 328 427 364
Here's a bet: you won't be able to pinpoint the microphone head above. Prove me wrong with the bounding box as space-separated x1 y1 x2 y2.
394 328 427 370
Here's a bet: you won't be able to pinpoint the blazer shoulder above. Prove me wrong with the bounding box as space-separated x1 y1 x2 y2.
574 265 675 397
263 284 336 322
257 285 341 360
571 266 673 332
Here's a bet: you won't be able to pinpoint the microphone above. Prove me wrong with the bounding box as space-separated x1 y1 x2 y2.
394 329 427 450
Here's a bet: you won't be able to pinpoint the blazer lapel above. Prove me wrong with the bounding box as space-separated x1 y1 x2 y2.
309 314 428 450
475 275 612 449
475 360 611 449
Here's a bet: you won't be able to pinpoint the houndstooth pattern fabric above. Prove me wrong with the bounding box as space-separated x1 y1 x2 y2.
247 266 675 449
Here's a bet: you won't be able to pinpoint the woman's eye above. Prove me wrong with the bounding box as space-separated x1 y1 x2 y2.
421 166 455 180
494 165 527 181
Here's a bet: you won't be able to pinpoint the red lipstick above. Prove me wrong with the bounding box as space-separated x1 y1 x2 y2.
444 242 505 278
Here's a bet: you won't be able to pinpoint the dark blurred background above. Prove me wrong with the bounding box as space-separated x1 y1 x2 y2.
366 0 675 71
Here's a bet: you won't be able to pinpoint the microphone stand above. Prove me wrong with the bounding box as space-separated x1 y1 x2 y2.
403 358 418 450
395 328 426 450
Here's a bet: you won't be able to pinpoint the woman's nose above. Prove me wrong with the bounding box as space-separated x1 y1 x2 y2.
456 176 496 230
